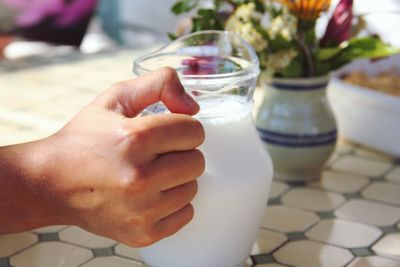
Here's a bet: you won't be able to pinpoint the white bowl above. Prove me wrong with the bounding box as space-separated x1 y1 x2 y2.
328 54 400 157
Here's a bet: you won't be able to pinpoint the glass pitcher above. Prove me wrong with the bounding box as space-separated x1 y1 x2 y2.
133 30 273 267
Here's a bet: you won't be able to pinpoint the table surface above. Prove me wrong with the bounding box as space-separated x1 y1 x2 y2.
0 49 399 267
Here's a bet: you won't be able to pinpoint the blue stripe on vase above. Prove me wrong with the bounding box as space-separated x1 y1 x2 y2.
257 128 337 140
259 136 337 148
256 128 337 148
272 82 328 91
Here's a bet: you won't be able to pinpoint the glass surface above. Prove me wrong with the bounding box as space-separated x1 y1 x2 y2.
134 30 260 118
133 31 272 267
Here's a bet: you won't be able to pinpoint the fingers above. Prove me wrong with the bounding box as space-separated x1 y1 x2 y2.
154 204 195 239
157 180 198 220
149 149 205 191
102 67 199 117
127 113 205 158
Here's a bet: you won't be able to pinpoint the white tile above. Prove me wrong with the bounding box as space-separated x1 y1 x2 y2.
81 256 144 267
262 205 319 233
372 233 400 261
335 199 400 227
0 233 37 257
362 182 400 205
59 226 117 249
33 225 67 233
251 229 287 255
269 181 289 199
311 171 369 193
347 256 400 267
273 240 353 267
326 153 340 167
281 188 345 212
10 242 92 267
386 167 400 184
332 156 392 177
114 243 143 262
306 219 382 248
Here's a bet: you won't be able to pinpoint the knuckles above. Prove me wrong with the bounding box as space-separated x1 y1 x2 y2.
127 208 154 227
158 66 179 85
119 165 152 194
120 121 152 147
110 81 127 96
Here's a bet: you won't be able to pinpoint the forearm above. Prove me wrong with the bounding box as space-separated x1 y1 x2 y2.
0 141 62 234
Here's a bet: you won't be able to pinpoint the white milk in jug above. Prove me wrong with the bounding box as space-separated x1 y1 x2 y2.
139 96 273 267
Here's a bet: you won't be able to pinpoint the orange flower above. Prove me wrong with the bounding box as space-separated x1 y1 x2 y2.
276 0 331 20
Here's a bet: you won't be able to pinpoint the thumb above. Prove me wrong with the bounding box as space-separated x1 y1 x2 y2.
100 67 199 118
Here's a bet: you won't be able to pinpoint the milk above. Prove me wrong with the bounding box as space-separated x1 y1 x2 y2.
139 96 273 267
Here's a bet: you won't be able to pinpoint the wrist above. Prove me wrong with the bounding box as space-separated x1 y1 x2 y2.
0 138 68 233
23 137 72 227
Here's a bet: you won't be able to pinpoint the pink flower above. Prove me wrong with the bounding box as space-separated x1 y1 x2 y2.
55 0 97 27
1 0 97 28
182 56 222 75
320 0 353 46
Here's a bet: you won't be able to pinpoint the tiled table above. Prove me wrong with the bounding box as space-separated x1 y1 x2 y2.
0 50 399 267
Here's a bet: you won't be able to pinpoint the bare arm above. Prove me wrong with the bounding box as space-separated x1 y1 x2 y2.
0 68 205 247
0 141 64 233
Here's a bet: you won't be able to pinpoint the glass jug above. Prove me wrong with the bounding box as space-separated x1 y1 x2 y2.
133 30 273 267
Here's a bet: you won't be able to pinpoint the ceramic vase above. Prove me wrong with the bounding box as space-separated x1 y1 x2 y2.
254 76 337 182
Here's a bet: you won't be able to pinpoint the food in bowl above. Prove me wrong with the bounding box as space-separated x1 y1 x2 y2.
341 68 400 97
328 54 400 157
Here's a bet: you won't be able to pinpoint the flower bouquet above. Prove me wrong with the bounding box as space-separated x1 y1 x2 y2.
170 0 399 78
170 0 399 182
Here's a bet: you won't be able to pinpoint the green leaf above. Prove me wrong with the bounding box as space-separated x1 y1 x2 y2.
340 37 400 60
167 32 177 40
191 9 224 31
171 0 198 15
280 56 304 77
221 0 265 12
316 46 343 61
315 37 400 72
314 60 333 76
230 0 245 4
251 0 266 13
269 34 293 51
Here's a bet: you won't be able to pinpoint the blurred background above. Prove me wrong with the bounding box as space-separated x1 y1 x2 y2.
0 0 399 60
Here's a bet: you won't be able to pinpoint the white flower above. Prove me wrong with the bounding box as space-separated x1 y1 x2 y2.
226 3 267 52
234 2 256 23
263 49 298 76
268 11 297 41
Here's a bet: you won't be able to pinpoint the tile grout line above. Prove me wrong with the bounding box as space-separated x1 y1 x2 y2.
77 255 95 267
6 239 40 260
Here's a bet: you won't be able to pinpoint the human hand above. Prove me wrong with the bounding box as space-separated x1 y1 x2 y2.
33 67 205 247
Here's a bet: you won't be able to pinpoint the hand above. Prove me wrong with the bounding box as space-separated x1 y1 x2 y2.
30 67 205 247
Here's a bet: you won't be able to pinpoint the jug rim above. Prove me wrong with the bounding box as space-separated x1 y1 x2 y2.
133 30 260 81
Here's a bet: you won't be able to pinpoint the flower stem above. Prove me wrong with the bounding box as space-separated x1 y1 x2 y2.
296 20 315 77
